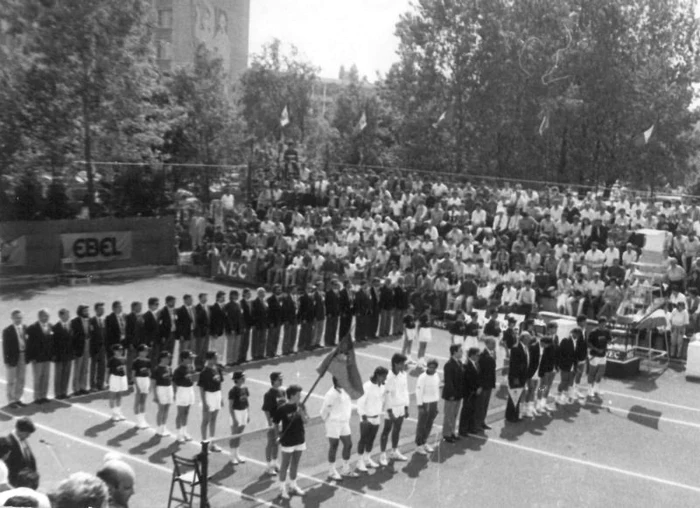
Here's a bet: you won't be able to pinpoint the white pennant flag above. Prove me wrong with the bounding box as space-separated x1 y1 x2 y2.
508 386 524 405
280 105 290 127
358 111 367 132
643 124 654 144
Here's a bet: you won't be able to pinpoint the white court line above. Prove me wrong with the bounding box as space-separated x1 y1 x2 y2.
0 408 283 508
1 377 411 508
591 402 700 430
605 390 700 413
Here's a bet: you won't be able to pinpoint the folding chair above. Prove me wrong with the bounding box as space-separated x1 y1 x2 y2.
167 453 206 508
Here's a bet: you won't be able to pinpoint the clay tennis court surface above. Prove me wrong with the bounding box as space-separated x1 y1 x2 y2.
1 275 699 507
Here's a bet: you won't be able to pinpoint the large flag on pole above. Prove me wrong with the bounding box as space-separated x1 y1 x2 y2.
316 335 364 399
357 111 367 132
280 105 290 127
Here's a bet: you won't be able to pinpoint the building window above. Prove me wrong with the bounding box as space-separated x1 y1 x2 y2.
158 9 173 29
156 40 172 61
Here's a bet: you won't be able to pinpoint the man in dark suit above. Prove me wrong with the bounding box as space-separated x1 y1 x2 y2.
209 291 227 360
393 277 409 337
70 305 91 396
324 280 341 347
338 280 354 341
588 218 608 250
52 309 73 399
354 280 371 342
89 302 107 392
143 297 160 368
523 334 541 417
104 301 126 354
159 295 178 357
312 282 326 349
250 288 269 360
5 417 38 488
297 284 315 351
476 337 497 431
223 290 243 366
458 347 481 436
176 294 195 353
193 293 210 369
266 285 283 358
378 278 395 337
369 278 381 339
506 333 530 423
3 309 27 408
125 301 143 384
239 289 252 363
280 287 298 355
441 344 463 442
26 309 53 404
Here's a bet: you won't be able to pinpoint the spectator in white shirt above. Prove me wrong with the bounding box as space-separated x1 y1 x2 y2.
414 359 440 455
669 302 689 359
356 367 387 473
621 243 639 268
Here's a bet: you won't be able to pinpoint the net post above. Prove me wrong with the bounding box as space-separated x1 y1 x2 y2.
200 440 210 508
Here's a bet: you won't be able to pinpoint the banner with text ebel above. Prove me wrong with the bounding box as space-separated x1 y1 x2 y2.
61 231 132 263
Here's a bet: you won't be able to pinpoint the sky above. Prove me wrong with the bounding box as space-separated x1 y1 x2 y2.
248 0 412 80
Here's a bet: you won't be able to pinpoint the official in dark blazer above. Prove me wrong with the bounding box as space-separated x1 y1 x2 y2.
89 303 107 392
280 287 299 355
476 338 497 430
239 289 252 362
506 333 530 422
5 417 38 488
369 280 381 338
297 284 316 351
324 280 341 347
523 335 542 414
176 294 196 351
441 344 464 441
338 281 354 341
556 328 577 402
143 298 161 368
2 311 27 407
378 280 395 337
536 335 558 411
250 288 269 360
266 287 283 358
70 305 91 395
26 310 53 403
223 291 243 365
392 279 409 336
158 296 178 356
312 282 326 348
573 325 589 397
354 282 371 342
209 291 227 361
52 310 73 400
193 294 210 368
458 347 481 435
124 302 144 383
104 301 127 354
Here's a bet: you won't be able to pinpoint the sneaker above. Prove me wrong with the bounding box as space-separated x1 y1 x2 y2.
280 484 290 500
329 467 342 481
379 452 389 466
391 450 408 461
230 457 240 466
415 445 428 456
290 483 305 496
177 436 187 443
425 444 435 453
210 444 223 453
356 460 368 473
342 465 359 478
265 467 277 476
184 432 193 441
365 456 379 468
545 402 556 411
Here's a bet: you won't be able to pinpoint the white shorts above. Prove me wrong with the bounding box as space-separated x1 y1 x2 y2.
156 385 174 405
231 409 249 427
135 376 151 394
280 442 307 454
204 390 223 411
175 386 195 407
404 328 416 342
418 328 432 343
325 420 351 439
109 375 128 393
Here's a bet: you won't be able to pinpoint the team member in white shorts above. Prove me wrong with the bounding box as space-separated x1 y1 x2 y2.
153 351 174 437
416 313 432 368
107 344 128 421
320 376 358 480
228 371 250 465
274 384 309 500
197 351 224 452
132 344 152 429
173 350 197 442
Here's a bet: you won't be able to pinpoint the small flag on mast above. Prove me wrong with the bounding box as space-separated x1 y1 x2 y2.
432 111 447 129
643 124 654 144
538 114 550 136
280 105 290 127
358 111 367 132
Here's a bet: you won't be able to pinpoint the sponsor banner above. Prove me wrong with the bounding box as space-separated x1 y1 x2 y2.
61 231 132 263
0 235 27 266
211 253 255 284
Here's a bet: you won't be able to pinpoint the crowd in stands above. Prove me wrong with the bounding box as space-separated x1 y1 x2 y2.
182 168 700 359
